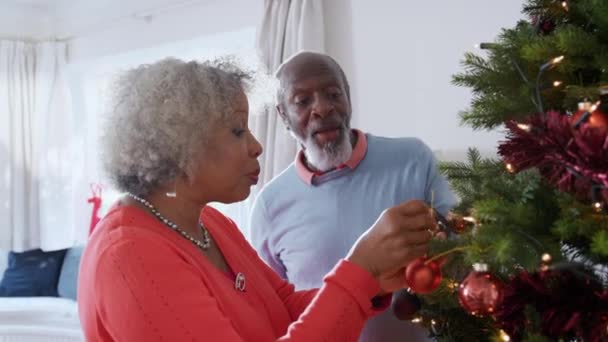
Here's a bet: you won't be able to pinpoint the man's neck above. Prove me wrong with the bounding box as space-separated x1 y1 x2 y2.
304 129 358 173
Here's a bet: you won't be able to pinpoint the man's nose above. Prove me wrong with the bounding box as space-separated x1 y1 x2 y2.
311 93 334 119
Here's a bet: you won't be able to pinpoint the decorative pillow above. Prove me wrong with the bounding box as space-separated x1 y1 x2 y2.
0 248 67 297
57 245 85 300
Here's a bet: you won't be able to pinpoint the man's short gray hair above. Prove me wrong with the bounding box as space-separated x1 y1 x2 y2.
274 51 350 106
101 57 252 196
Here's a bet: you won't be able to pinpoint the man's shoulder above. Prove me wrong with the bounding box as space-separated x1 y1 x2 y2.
256 163 300 199
366 134 431 158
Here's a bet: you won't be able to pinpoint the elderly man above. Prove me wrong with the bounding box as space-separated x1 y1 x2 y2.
249 51 456 342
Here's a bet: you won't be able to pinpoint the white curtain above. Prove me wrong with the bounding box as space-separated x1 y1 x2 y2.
252 0 326 186
220 0 325 237
0 40 87 252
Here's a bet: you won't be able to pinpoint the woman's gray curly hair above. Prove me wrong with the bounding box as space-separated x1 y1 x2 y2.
101 57 253 196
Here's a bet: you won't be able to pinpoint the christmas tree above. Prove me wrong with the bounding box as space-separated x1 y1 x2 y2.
393 1 608 341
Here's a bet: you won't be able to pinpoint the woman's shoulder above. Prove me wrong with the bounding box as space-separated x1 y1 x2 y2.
86 202 186 263
93 202 168 240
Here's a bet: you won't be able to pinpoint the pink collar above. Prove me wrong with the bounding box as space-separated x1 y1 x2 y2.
295 129 367 185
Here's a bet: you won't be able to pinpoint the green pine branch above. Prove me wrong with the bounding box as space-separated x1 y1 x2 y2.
417 1 608 339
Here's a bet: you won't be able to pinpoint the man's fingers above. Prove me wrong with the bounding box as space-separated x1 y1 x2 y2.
393 200 430 216
403 229 433 245
395 211 437 232
406 243 429 261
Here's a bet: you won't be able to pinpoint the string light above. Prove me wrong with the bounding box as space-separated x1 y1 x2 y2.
593 201 603 213
561 1 568 11
499 329 511 341
446 280 460 291
540 56 565 72
517 123 531 131
540 253 552 271
463 216 476 223
506 163 515 173
553 80 563 87
551 55 565 65
411 317 423 324
537 56 566 113
579 100 593 111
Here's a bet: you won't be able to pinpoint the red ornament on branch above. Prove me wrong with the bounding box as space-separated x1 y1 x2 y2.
392 289 422 320
458 263 504 316
405 257 443 294
571 101 608 135
447 214 476 234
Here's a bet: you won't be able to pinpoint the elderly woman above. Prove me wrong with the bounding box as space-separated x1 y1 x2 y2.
78 58 436 341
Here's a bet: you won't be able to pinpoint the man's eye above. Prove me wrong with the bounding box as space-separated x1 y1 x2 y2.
232 128 245 137
295 98 310 106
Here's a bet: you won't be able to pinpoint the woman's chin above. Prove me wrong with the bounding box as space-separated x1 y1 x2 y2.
218 188 251 204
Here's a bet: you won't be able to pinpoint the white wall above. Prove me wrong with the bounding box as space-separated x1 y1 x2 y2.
0 3 53 39
324 0 525 155
68 0 262 63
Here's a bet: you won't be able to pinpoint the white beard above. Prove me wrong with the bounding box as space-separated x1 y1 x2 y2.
293 128 353 173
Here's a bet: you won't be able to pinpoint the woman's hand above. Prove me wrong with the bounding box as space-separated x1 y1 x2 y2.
346 200 436 293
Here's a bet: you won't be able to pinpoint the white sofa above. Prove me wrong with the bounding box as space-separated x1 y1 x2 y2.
0 252 84 342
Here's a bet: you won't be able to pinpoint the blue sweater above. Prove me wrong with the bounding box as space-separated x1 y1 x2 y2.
249 133 456 342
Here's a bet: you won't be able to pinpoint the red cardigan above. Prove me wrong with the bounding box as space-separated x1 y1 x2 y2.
78 202 387 341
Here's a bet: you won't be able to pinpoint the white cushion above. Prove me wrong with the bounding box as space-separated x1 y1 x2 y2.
0 297 79 329
0 324 83 340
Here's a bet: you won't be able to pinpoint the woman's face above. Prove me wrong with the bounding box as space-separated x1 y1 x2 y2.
185 91 263 204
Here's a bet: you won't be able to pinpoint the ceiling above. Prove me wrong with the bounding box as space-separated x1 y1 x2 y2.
1 0 216 39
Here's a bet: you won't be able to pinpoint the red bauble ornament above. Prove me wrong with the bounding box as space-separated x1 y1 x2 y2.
405 257 442 294
531 14 556 35
537 17 556 35
458 263 504 316
571 102 608 135
392 289 421 320
447 214 476 234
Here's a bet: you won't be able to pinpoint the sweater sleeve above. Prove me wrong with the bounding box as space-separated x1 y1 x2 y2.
93 231 383 341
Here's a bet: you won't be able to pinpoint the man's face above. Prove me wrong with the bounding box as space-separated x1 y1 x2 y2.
278 60 353 171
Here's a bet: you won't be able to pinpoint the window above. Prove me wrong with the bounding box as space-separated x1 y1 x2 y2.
68 26 258 232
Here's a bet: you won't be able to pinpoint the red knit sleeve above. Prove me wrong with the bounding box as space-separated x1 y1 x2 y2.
278 259 385 341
